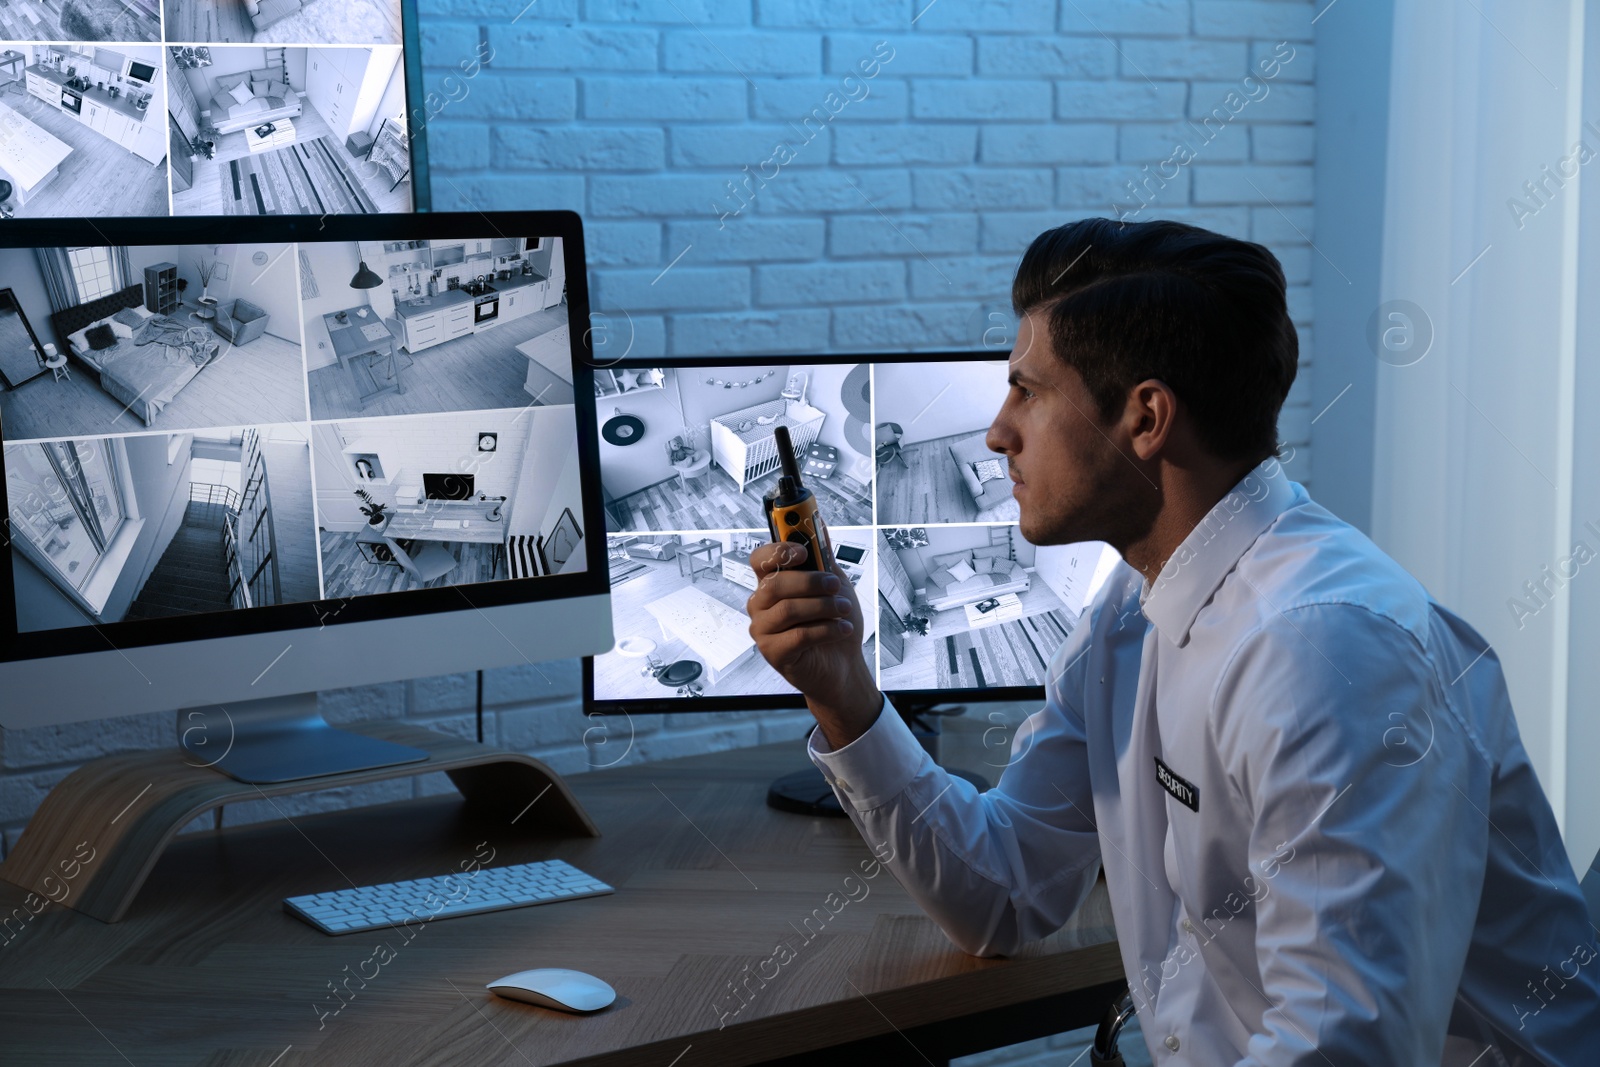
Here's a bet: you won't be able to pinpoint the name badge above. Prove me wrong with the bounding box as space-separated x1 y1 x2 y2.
1154 756 1199 812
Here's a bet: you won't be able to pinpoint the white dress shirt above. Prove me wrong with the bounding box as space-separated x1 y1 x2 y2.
812 460 1600 1065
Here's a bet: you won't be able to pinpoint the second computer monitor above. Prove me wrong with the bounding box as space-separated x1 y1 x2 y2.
583 354 1119 714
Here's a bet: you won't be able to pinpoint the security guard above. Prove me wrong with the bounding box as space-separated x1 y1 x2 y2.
746 219 1600 1065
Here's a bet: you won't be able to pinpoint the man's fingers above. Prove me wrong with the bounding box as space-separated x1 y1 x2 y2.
750 540 808 575
749 593 852 637
762 620 856 666
747 564 839 612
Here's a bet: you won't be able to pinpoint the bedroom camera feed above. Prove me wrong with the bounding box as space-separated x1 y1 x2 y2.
165 45 412 216
592 527 877 701
3 233 589 636
5 425 319 633
0 243 305 441
599 363 873 534
311 405 587 598
302 236 570 420
589 357 1123 704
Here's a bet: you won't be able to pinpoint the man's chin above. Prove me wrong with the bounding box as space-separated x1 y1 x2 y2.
1019 504 1096 547
1018 512 1069 547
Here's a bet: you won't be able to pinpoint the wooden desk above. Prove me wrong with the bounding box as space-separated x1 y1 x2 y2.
382 501 507 578
383 502 506 544
0 739 1123 1066
324 306 400 409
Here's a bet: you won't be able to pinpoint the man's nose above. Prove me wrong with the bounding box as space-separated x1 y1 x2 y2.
987 405 1016 456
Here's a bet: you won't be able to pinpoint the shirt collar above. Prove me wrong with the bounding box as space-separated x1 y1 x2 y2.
1138 460 1302 647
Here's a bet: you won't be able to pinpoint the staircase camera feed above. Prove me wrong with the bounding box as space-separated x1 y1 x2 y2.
3 235 585 635
590 359 1121 702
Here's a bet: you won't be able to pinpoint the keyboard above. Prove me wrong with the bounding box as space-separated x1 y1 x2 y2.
283 859 613 935
431 519 467 528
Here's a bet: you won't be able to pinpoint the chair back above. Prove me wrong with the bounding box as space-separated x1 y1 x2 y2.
386 539 426 580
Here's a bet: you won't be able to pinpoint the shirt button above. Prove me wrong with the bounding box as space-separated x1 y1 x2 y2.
1181 918 1196 934
1165 1035 1181 1052
834 777 851 793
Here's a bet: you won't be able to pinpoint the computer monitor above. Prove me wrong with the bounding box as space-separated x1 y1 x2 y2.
0 5 427 219
424 472 474 500
0 211 612 783
581 353 1120 717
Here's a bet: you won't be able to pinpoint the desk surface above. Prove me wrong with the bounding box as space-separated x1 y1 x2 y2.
0 737 1121 1066
384 502 505 544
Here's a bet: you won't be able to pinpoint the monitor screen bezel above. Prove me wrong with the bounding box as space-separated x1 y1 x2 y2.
580 349 1070 717
0 210 608 665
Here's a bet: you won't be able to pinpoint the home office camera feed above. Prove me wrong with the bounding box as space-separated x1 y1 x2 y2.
3 235 584 635
589 358 1119 703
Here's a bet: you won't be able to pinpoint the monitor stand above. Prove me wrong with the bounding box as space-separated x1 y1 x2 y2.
2 699 599 923
766 701 989 818
178 692 431 784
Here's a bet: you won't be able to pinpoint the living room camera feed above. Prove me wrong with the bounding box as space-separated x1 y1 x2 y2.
592 528 877 701
876 525 1110 692
162 0 404 46
599 363 873 534
3 235 588 635
301 237 570 420
0 243 305 441
589 358 1121 703
165 45 412 217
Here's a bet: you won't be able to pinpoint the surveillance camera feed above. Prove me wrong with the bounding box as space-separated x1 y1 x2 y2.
3 235 585 634
589 357 1120 703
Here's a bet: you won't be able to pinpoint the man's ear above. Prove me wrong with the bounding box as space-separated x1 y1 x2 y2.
1126 379 1178 461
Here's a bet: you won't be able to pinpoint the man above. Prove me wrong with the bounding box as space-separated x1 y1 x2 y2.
745 219 1600 1065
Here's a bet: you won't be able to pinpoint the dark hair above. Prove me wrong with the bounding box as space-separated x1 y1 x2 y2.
1011 218 1297 465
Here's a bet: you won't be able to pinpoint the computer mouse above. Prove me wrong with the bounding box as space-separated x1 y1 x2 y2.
486 968 616 1013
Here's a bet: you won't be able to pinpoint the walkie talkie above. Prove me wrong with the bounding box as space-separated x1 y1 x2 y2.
764 425 835 572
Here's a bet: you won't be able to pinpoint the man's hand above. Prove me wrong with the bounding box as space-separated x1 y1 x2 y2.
746 541 882 749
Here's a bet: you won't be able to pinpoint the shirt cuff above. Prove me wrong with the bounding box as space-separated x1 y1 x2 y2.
807 695 932 811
